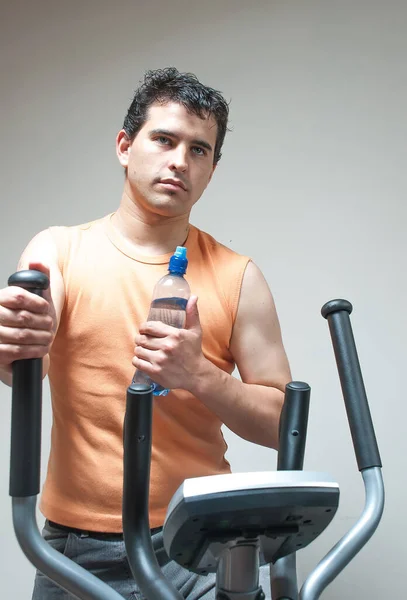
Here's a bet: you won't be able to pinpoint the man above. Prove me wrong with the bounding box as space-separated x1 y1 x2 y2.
0 68 291 599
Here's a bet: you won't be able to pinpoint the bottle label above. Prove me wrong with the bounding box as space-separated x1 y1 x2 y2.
147 297 188 330
150 297 188 310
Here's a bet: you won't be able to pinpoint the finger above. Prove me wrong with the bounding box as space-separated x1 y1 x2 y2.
132 355 157 375
0 305 54 330
28 261 50 278
28 262 53 303
185 295 200 330
0 343 50 363
138 321 174 337
134 347 169 371
0 287 50 314
134 345 157 363
0 325 54 346
134 334 165 350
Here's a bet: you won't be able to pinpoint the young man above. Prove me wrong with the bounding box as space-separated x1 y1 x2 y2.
0 68 291 599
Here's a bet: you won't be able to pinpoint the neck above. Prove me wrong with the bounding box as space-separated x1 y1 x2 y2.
112 192 190 256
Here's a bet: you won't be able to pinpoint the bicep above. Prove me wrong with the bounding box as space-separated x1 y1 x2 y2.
230 261 291 391
17 229 65 330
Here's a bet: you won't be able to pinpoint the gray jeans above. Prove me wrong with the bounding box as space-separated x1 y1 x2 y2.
32 520 216 599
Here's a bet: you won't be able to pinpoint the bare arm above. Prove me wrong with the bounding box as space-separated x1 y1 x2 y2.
0 229 65 386
189 261 291 448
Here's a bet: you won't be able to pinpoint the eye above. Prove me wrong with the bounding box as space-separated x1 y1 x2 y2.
192 146 206 156
156 136 171 145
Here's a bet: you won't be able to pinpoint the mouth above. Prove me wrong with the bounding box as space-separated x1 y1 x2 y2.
158 179 187 192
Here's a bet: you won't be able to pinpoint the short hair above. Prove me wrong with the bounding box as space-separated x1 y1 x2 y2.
123 67 230 164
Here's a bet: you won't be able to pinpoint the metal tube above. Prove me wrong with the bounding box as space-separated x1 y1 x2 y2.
123 383 183 600
270 553 298 600
13 496 123 600
217 543 260 595
321 300 382 471
278 382 311 472
299 467 384 600
271 381 310 599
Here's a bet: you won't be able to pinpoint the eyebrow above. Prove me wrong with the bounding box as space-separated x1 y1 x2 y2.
149 129 213 153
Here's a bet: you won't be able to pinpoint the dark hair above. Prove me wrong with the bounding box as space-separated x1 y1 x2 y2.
123 67 230 164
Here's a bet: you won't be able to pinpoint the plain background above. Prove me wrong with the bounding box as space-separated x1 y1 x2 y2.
0 0 406 598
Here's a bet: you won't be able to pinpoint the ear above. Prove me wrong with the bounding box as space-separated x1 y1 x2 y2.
116 130 132 168
207 162 217 185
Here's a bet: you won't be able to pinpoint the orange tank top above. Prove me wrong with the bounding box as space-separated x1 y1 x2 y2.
40 213 250 531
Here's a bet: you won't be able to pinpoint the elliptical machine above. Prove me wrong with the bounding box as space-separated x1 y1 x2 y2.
8 270 384 600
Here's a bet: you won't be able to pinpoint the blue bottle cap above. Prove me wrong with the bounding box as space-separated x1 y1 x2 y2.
169 246 188 274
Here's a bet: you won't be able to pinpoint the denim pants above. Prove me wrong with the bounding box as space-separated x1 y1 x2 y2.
31 520 217 599
32 520 271 599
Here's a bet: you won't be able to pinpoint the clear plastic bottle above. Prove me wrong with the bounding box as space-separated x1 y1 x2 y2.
132 246 191 396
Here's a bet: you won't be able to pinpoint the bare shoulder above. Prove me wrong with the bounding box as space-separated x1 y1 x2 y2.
239 261 272 298
18 229 60 269
233 261 280 334
230 261 291 390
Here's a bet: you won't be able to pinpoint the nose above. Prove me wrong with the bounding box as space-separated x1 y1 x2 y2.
169 145 188 173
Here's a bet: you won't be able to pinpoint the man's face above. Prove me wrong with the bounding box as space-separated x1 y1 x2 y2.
117 102 218 218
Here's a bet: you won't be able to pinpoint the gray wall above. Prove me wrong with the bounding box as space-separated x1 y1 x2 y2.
1 0 405 597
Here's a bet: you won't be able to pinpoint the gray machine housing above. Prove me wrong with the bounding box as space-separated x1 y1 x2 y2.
164 471 339 573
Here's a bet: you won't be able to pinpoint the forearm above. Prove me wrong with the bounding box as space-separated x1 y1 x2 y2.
190 358 285 449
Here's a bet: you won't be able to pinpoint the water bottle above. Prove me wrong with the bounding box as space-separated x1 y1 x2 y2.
132 246 191 396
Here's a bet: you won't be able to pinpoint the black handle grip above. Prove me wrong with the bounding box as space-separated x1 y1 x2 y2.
322 299 382 471
8 269 50 292
8 270 50 497
278 381 311 471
